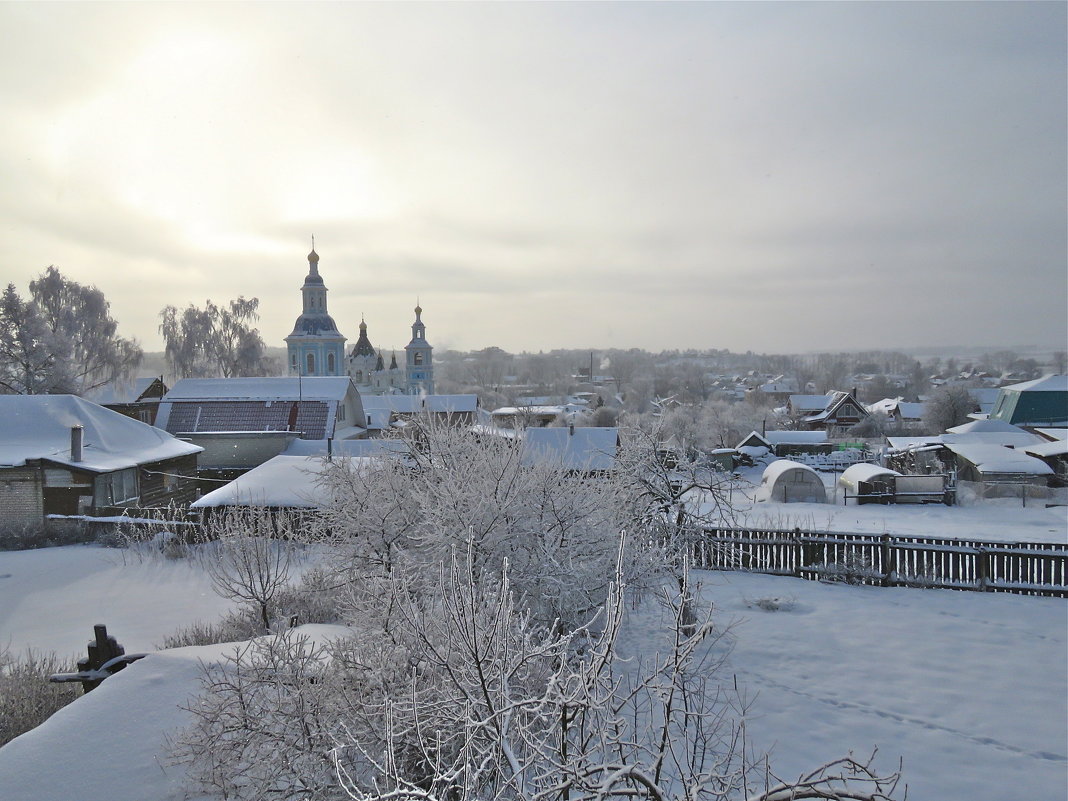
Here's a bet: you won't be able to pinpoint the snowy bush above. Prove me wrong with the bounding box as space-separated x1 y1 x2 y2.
0 647 80 747
157 613 265 650
748 595 797 613
158 565 342 650
815 552 881 586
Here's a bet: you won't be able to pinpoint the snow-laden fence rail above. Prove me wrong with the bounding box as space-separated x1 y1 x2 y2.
696 527 1068 597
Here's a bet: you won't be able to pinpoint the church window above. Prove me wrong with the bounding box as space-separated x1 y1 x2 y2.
290 353 297 370
354 370 362 382
328 352 336 374
414 352 424 365
307 353 315 374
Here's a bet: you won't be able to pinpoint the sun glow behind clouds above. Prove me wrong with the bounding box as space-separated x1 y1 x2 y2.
279 151 396 225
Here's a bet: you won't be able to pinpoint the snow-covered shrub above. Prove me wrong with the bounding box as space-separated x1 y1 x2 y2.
0 647 80 747
175 629 339 800
202 509 306 632
272 566 343 627
748 595 797 612
157 613 264 650
817 551 881 586
158 566 342 650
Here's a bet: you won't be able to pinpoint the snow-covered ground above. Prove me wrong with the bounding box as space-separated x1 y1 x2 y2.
0 545 1065 800
721 464 1068 545
0 544 236 658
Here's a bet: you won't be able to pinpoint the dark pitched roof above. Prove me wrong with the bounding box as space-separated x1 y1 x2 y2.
163 400 332 439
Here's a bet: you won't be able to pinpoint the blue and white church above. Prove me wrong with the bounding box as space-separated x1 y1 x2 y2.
284 247 435 396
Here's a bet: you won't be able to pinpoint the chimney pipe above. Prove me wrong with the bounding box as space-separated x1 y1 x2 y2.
71 425 84 462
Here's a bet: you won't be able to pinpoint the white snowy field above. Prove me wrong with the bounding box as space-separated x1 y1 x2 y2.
0 547 1065 801
0 544 236 658
720 465 1068 545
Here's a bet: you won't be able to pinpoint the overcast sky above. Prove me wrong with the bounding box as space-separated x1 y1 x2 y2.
2 2 1065 356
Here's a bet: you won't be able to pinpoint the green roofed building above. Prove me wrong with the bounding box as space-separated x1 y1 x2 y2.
988 375 1068 427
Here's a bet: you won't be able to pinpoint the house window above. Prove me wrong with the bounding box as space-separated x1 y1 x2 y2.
338 404 346 422
354 370 362 382
328 352 336 374
307 353 315 374
96 468 138 507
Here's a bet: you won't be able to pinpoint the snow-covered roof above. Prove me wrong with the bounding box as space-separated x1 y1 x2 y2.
789 394 832 412
838 463 900 489
945 444 1054 475
1022 440 1068 459
191 455 375 508
423 394 478 413
1035 428 1068 442
866 397 901 415
360 395 423 414
492 405 567 416
947 419 1029 435
163 377 357 402
999 374 1068 393
283 438 411 458
736 431 771 449
85 377 162 405
760 459 822 485
0 395 201 472
886 436 944 451
521 427 619 471
804 392 866 423
896 402 925 420
943 431 1043 448
763 430 828 445
470 423 520 440
758 378 799 394
967 387 1001 415
887 429 1044 450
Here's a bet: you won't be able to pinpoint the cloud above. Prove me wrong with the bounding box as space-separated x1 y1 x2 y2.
0 2 1063 355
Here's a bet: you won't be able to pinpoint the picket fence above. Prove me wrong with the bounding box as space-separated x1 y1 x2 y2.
696 527 1067 597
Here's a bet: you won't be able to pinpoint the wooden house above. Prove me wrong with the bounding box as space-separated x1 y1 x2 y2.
793 390 869 434
0 395 201 529
86 376 169 424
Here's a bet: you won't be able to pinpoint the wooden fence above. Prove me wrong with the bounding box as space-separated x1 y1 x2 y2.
696 527 1068 597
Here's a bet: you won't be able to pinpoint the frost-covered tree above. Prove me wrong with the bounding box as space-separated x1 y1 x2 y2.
203 509 300 632
0 284 66 394
318 419 656 631
923 385 977 433
0 268 142 395
159 297 274 379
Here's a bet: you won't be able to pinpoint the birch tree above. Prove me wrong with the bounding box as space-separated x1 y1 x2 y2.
0 267 142 395
159 296 274 378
